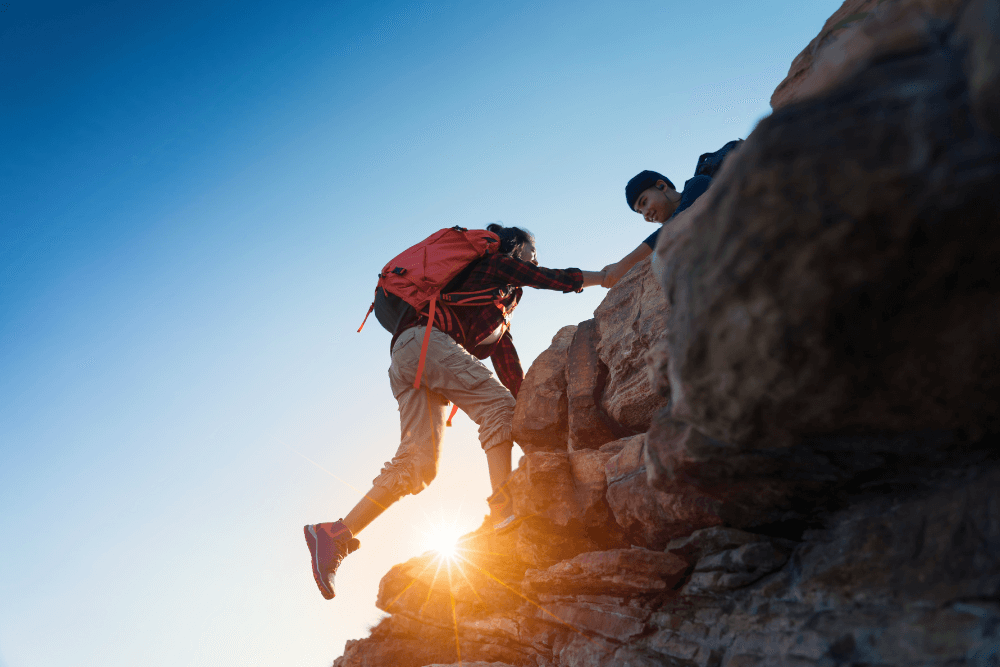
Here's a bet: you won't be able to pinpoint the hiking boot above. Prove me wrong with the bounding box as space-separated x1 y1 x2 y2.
303 520 361 600
487 482 519 535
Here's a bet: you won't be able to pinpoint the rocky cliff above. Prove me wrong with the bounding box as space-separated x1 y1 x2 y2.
333 1 1000 664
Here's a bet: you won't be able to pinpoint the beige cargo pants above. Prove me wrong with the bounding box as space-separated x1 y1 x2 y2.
371 326 516 501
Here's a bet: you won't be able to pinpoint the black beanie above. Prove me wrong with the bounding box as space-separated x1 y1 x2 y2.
625 170 674 210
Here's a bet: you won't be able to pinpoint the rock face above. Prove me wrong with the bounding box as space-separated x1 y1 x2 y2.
333 2 1000 666
511 325 576 451
771 0 881 109
658 0 1000 447
565 319 620 450
605 434 722 549
594 258 670 433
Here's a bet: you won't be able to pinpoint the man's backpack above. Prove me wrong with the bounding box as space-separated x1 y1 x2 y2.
358 226 501 391
694 139 743 179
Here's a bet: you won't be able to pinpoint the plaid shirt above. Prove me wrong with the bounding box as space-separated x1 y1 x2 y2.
391 255 584 397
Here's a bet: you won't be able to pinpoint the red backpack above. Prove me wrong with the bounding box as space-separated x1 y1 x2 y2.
358 226 501 392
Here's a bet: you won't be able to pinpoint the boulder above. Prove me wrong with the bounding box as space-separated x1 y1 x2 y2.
512 325 576 451
514 520 598 570
565 319 620 450
770 0 967 110
567 448 615 527
506 448 625 567
604 434 722 549
770 0 882 109
594 258 670 432
657 30 1000 447
508 451 578 527
332 618 459 667
376 530 525 622
506 448 620 530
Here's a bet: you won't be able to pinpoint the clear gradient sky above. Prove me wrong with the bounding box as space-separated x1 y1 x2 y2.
2 1 841 665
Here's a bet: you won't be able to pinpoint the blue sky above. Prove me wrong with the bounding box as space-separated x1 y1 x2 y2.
2 1 841 665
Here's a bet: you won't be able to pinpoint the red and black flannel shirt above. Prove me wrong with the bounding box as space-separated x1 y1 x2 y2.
391 255 584 398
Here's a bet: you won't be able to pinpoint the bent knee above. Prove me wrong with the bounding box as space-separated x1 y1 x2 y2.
373 455 438 500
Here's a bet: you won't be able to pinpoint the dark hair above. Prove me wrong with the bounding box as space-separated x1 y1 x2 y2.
625 170 675 210
486 223 535 256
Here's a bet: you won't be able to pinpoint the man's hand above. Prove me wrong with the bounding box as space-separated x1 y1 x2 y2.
601 262 628 288
602 243 654 288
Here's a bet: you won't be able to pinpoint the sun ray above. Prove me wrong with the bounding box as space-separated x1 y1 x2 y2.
451 552 585 634
422 555 447 610
385 554 444 612
418 511 467 560
445 559 462 665
447 556 488 608
279 438 388 510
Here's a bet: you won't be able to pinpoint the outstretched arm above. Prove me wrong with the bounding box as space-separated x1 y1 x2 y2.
489 257 602 292
580 269 607 288
601 242 652 288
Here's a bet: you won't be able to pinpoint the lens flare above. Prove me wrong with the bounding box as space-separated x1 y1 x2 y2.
420 517 465 560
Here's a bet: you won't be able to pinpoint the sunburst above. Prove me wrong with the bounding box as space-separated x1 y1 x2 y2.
419 513 466 561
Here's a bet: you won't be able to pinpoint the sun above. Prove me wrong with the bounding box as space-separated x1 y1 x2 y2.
420 517 465 561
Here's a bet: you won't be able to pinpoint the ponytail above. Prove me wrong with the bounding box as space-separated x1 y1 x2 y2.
486 223 535 257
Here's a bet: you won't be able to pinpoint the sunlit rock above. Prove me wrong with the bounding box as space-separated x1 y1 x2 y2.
505 449 623 567
376 529 525 623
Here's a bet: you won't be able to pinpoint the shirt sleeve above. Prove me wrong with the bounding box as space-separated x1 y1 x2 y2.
490 332 523 397
675 175 712 215
642 227 660 250
491 256 584 293
641 174 714 250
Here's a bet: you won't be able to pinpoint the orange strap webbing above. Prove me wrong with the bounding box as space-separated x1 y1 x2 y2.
413 293 437 389
357 302 374 332
446 403 459 427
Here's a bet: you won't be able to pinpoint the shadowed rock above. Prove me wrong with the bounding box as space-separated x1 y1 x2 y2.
657 23 1000 447
566 319 622 450
959 0 1000 135
512 325 576 451
594 258 670 432
604 434 722 549
523 549 689 598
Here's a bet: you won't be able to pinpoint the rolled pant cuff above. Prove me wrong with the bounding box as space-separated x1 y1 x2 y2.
481 426 513 452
